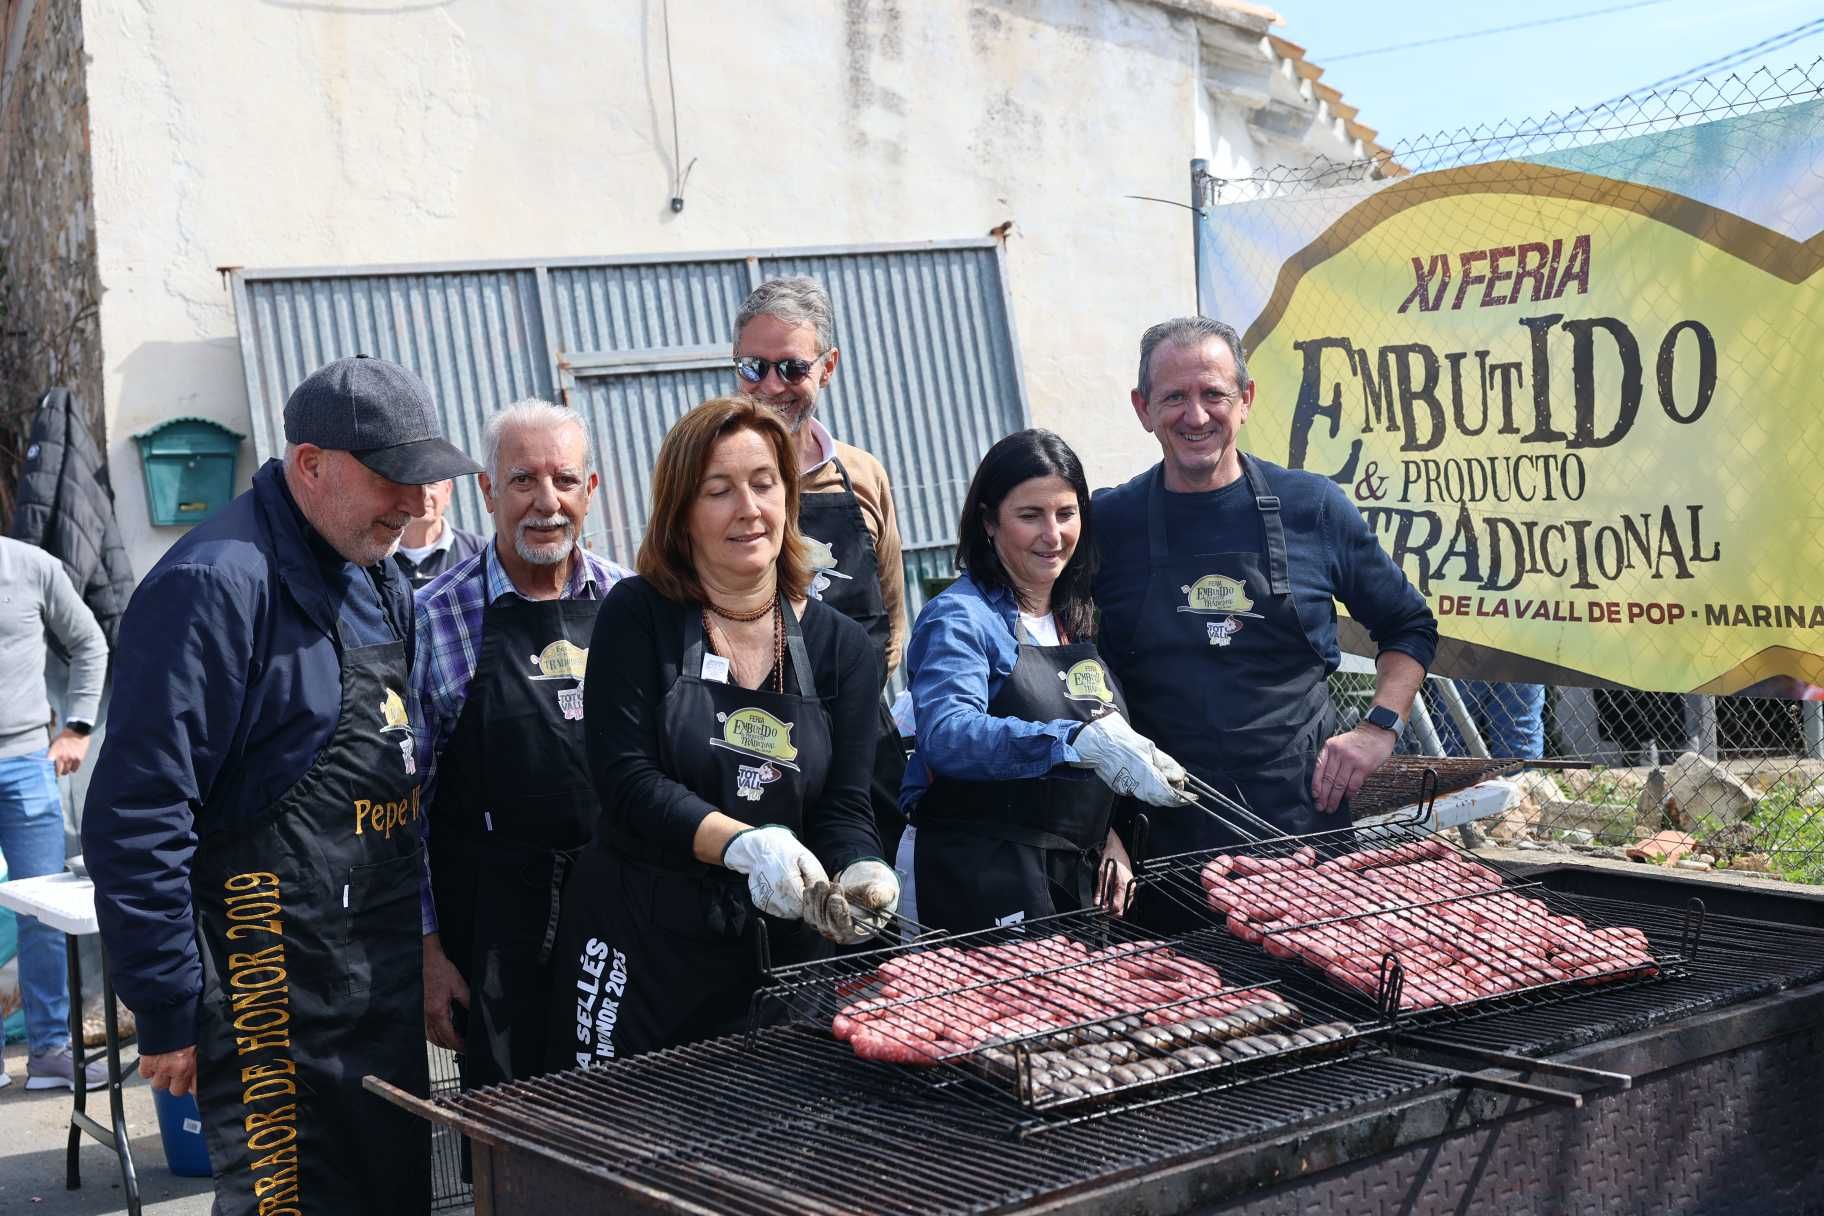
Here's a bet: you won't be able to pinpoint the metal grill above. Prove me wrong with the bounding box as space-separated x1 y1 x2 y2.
1133 781 1698 1027
429 1025 1446 1216
393 866 1824 1216
750 907 1383 1129
1408 890 1824 1057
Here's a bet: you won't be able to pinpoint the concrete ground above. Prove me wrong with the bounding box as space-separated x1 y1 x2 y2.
0 1039 473 1215
0 1039 212 1215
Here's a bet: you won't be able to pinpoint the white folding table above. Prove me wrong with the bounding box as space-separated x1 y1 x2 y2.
0 871 141 1215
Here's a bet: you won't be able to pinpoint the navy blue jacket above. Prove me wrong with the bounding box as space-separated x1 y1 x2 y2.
1093 459 1437 685
82 460 413 1053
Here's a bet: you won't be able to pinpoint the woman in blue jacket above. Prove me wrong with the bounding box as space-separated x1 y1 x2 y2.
900 430 1188 933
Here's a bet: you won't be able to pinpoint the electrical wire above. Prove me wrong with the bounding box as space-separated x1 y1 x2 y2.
1323 0 1676 63
661 0 696 207
1592 15 1824 104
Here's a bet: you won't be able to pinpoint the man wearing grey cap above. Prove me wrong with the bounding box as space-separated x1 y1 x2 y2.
84 355 480 1216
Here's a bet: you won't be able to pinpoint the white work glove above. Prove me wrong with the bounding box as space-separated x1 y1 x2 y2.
722 825 830 919
804 859 900 945
1073 713 1188 808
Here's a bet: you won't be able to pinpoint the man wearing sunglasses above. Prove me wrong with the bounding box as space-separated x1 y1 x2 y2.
732 275 909 857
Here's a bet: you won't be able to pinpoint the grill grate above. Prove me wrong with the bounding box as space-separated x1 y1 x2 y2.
751 905 1384 1127
421 874 1824 1216
1134 799 1696 1025
436 1026 1446 1216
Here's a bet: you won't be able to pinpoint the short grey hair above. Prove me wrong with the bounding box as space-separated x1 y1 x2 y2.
734 276 837 352
482 400 589 480
1135 316 1249 401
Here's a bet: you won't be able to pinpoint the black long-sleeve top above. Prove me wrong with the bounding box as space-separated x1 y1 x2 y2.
583 575 883 872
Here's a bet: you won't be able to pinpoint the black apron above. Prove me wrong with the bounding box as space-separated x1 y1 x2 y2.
1121 458 1336 868
430 594 601 1089
547 601 833 1065
914 624 1129 933
190 633 430 1216
800 457 905 861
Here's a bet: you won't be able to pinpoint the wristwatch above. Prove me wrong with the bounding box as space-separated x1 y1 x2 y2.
1361 705 1402 735
64 721 93 737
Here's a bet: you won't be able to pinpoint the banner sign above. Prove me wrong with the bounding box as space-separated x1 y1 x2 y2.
1201 101 1824 697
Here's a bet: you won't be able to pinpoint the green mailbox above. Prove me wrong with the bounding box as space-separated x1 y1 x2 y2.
133 417 245 526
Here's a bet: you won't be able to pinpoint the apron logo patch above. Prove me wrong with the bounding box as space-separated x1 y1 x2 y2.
1058 659 1115 704
528 639 589 680
711 708 802 769
803 534 853 602
378 688 411 731
735 761 783 802
530 640 589 721
573 937 628 1068
1207 618 1243 647
1177 574 1262 617
379 689 415 773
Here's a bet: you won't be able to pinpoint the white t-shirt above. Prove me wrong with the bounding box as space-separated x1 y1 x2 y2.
1018 611 1061 647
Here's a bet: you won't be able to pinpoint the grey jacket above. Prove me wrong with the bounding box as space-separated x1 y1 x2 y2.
0 536 107 758
8 388 135 649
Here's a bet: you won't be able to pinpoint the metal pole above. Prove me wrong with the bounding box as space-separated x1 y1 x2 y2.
1407 689 1445 756
1433 676 1489 757
1683 694 1718 760
1190 158 1209 315
1804 700 1824 761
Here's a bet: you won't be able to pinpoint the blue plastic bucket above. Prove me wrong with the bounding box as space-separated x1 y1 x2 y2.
151 1087 212 1177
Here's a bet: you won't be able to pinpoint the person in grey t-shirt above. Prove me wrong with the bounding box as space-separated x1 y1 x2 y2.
0 534 108 1090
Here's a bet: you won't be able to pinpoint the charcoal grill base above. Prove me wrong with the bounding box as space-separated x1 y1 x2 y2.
439 980 1824 1215
1196 991 1824 1216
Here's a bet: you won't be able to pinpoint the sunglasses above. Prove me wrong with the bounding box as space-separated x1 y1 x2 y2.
734 354 824 385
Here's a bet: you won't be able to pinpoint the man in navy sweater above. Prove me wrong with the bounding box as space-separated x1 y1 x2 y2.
83 356 480 1215
1093 317 1437 876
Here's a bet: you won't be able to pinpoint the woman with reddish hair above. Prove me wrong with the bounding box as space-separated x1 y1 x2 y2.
547 395 895 1062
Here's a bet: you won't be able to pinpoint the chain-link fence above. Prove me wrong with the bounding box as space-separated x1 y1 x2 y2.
1201 62 1824 886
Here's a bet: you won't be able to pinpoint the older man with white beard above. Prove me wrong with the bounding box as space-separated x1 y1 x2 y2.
412 400 630 1092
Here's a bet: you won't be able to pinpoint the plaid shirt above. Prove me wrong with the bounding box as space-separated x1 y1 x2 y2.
412 542 631 932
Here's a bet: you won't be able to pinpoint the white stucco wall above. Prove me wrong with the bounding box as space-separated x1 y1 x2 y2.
81 0 1211 576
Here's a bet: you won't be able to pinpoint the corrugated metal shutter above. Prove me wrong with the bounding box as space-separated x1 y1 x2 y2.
230 241 1027 622
231 266 556 532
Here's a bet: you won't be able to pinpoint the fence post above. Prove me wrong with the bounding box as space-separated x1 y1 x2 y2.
1683 694 1719 760
1804 701 1824 761
1432 677 1489 758
1407 688 1445 756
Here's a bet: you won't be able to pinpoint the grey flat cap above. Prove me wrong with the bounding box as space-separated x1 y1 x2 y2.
283 355 482 484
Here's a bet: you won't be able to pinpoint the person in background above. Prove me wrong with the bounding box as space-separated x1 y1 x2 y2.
0 535 108 1090
732 276 910 860
1093 318 1437 926
1437 681 1547 760
899 431 1186 933
83 355 480 1216
548 395 895 1064
393 477 486 591
415 401 629 1091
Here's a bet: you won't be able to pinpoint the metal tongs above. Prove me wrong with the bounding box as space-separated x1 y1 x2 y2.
1171 769 1284 844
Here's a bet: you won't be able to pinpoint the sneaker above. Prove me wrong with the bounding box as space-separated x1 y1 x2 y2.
24 1044 109 1091
0 1065 11 1089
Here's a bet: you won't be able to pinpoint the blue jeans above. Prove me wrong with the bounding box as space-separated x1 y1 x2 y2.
0 750 72 1053
1435 681 1547 760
